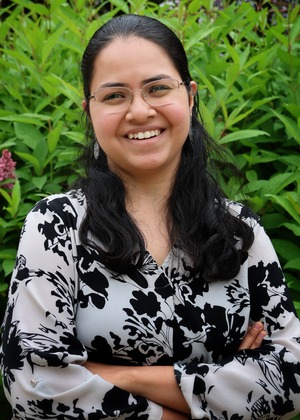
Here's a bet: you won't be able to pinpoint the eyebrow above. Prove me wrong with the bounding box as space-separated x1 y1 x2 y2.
97 74 173 90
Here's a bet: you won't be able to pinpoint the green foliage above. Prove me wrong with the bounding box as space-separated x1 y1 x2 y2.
0 0 299 416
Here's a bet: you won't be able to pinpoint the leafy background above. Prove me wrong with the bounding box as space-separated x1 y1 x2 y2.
0 0 299 417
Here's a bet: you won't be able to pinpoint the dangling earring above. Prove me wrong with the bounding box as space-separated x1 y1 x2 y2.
93 141 100 160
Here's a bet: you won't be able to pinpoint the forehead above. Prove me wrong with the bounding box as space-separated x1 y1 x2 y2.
90 36 179 88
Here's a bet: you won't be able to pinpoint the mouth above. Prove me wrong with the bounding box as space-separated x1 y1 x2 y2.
127 129 162 140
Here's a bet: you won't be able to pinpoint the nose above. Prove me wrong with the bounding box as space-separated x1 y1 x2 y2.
125 90 156 121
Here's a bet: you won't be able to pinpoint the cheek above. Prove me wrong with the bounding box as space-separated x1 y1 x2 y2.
167 103 190 131
90 111 120 138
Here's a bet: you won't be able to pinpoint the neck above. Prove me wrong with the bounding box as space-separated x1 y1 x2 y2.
124 173 173 210
108 162 173 203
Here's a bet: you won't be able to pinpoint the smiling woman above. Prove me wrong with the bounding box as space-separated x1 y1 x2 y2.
86 36 195 184
1 13 300 420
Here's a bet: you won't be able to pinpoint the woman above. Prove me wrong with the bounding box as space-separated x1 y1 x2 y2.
1 14 300 420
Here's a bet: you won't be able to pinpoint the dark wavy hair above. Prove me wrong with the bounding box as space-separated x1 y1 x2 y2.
77 14 254 281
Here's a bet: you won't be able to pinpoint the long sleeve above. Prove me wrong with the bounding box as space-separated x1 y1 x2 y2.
174 215 300 419
0 192 162 419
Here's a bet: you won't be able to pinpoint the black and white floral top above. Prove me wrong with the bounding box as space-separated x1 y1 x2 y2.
1 190 300 419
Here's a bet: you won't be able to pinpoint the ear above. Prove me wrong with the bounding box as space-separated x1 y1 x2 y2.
82 99 91 119
189 81 197 112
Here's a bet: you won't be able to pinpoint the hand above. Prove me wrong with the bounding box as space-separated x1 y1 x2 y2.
238 321 267 351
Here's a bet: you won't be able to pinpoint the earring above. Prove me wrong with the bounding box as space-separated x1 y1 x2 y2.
93 141 100 160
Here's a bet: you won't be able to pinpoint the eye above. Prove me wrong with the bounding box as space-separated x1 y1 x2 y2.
96 88 129 104
148 84 172 96
103 91 127 102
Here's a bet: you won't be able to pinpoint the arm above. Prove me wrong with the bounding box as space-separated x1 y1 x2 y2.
84 222 300 418
174 223 300 419
0 194 161 419
84 321 267 413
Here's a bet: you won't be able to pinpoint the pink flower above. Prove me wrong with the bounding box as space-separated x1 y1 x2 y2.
0 149 17 189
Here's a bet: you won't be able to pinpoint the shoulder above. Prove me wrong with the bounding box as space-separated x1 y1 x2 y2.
31 189 86 215
23 189 86 234
225 200 261 227
226 200 280 262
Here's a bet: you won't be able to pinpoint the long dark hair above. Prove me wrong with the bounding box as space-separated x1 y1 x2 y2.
77 14 254 281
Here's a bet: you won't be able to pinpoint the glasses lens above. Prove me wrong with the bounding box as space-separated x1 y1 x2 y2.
143 79 180 107
92 79 182 111
94 87 131 111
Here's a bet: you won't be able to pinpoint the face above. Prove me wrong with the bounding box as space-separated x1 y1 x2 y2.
87 36 196 182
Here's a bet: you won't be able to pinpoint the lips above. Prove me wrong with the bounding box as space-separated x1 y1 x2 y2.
127 129 161 140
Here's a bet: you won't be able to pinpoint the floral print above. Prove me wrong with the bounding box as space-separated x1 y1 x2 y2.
1 190 300 419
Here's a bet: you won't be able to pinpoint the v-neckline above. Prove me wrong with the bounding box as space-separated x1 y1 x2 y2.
145 248 173 269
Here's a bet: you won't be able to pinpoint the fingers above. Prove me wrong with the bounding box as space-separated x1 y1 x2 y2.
238 321 267 351
250 327 267 350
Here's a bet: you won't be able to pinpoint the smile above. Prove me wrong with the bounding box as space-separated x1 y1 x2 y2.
127 130 161 140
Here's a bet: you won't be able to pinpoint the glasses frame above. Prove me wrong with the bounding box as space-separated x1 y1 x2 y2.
88 78 188 111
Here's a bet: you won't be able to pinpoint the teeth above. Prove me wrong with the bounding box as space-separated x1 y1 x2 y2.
128 130 161 140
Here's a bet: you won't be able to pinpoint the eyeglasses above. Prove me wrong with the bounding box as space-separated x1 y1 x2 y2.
89 78 187 112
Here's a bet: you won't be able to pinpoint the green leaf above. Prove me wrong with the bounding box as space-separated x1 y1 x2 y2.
268 27 288 47
3 259 14 276
0 249 17 259
188 0 201 14
42 25 66 64
266 194 300 225
2 48 35 70
0 187 12 206
31 176 47 190
0 282 8 292
226 63 240 88
34 138 48 168
220 130 269 144
47 74 82 104
185 26 221 51
272 239 300 261
282 223 300 236
199 101 215 138
284 258 300 271
11 179 21 216
14 123 43 149
261 172 300 196
0 180 20 217
15 152 42 173
48 122 63 153
12 0 49 15
197 71 216 98
62 131 84 144
0 113 49 126
271 110 300 144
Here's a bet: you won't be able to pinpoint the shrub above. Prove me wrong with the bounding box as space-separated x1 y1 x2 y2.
0 0 299 417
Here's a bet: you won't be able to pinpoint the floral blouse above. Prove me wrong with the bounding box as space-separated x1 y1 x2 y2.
1 190 300 419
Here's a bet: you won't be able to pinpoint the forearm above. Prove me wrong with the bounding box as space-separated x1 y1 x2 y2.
84 362 189 413
162 406 189 419
125 365 189 413
83 321 266 413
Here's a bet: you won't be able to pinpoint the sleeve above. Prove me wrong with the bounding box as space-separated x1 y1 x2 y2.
0 195 163 420
174 220 300 419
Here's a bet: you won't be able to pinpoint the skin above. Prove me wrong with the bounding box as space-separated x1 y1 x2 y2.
83 37 267 418
86 36 196 183
84 322 267 419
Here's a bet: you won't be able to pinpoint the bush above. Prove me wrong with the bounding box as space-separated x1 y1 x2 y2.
0 0 299 417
